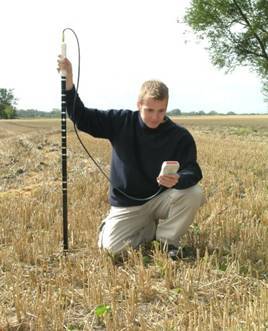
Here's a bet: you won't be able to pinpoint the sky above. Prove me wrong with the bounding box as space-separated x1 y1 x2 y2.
1 0 267 114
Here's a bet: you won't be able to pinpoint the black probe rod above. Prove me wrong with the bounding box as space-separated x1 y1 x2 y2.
61 75 68 251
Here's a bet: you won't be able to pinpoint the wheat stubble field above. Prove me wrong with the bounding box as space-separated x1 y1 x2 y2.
0 116 267 331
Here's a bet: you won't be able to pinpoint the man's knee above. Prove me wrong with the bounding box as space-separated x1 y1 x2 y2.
98 219 139 255
98 228 128 255
189 184 204 207
172 184 204 209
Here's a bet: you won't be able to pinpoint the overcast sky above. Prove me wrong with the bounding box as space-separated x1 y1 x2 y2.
1 0 267 114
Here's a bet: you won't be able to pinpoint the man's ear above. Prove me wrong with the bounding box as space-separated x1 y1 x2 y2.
137 100 142 110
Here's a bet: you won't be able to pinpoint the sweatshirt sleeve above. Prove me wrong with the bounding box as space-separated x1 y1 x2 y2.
65 86 118 140
174 133 202 189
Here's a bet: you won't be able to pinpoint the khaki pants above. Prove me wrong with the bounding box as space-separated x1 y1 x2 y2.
98 184 203 254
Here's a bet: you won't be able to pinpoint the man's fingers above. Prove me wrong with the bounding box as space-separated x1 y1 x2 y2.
156 174 179 188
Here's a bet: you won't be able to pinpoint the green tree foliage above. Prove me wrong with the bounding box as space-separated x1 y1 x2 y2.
0 88 17 119
184 0 268 95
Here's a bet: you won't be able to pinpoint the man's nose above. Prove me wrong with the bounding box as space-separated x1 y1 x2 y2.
151 112 160 120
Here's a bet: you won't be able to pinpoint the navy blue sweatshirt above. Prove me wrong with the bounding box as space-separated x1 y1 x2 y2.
66 87 202 207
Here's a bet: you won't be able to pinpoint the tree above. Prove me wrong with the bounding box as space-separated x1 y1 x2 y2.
208 110 219 115
197 110 206 115
0 88 17 119
168 108 182 116
184 0 268 97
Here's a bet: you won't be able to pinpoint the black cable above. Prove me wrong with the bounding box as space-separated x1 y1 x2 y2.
62 28 163 202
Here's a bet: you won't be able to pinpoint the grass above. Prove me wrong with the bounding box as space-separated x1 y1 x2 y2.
0 116 267 330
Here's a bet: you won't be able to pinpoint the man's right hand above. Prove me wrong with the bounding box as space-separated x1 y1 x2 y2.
57 56 74 91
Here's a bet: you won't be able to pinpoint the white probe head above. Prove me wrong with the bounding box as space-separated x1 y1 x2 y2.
61 43 67 59
60 32 67 77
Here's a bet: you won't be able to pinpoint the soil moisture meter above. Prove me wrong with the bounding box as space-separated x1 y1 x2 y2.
159 161 180 176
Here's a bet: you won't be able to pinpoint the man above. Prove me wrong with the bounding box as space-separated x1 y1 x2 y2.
57 57 203 260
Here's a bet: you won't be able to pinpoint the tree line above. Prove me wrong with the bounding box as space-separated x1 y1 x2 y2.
0 87 264 119
16 108 61 118
167 109 247 116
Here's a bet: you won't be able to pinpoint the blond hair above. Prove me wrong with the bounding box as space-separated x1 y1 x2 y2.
138 80 169 102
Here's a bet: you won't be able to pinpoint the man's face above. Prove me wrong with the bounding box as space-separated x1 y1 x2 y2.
137 97 168 129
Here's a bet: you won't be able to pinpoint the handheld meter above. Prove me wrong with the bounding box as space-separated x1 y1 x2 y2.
159 161 180 176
